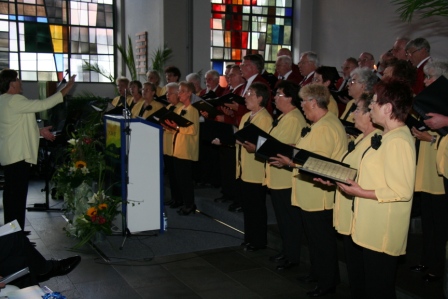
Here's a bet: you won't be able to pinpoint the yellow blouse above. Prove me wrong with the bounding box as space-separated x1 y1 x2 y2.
111 95 132 107
437 135 448 179
351 126 416 256
130 99 144 118
172 104 200 161
141 101 165 119
415 132 445 194
163 103 183 156
292 112 348 211
333 129 381 235
236 109 273 184
264 109 306 189
340 99 355 123
328 95 339 118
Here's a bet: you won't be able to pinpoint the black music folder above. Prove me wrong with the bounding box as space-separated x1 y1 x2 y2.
340 119 361 137
192 100 223 119
405 114 428 131
292 148 356 184
149 107 193 128
146 107 169 124
215 93 246 105
201 119 237 146
200 90 217 100
154 94 169 106
234 123 273 145
413 75 448 136
255 135 298 161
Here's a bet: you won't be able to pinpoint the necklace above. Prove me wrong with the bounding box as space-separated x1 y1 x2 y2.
250 107 264 119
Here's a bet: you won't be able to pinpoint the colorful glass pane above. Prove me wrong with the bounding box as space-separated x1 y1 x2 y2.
4 0 114 82
211 0 293 69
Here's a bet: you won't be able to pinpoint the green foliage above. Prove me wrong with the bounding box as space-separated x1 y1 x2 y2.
82 61 115 84
392 0 448 21
117 35 137 81
150 44 173 75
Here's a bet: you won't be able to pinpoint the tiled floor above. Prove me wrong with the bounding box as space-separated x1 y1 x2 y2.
1 178 446 298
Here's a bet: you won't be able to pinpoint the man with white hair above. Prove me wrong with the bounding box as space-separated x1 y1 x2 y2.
405 37 431 94
391 37 410 61
199 70 225 98
275 55 302 85
298 51 319 87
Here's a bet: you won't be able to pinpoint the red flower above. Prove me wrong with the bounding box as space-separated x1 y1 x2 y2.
83 137 92 144
98 216 106 224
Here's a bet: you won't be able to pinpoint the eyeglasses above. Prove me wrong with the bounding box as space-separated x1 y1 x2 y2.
425 74 435 80
312 77 322 83
405 48 422 57
371 99 379 105
246 91 255 96
350 79 361 85
275 93 286 97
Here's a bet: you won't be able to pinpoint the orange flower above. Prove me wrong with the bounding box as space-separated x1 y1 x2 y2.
86 207 97 217
75 160 87 169
98 203 108 210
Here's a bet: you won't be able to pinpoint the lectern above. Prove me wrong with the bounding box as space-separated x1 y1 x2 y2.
104 115 164 233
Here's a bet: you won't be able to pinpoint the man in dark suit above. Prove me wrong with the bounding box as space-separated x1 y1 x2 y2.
275 48 303 81
0 231 81 288
405 37 431 95
298 51 319 87
275 55 303 86
199 69 225 98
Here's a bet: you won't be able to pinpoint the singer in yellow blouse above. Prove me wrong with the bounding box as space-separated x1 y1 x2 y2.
315 95 382 299
164 81 199 215
265 81 306 270
409 60 448 282
236 82 272 251
272 84 347 297
128 80 144 118
339 79 416 298
139 82 164 119
111 77 132 107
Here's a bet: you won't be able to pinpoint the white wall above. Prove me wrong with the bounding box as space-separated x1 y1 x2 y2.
306 0 448 67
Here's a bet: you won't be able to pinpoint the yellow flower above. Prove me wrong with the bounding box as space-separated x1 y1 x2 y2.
98 203 108 210
86 207 97 217
75 161 87 169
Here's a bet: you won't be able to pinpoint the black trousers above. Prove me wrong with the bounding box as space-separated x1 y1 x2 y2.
165 155 181 204
363 248 398 299
238 179 267 248
3 160 31 230
172 157 195 207
420 191 448 276
219 146 237 201
343 234 365 299
270 188 303 263
301 209 339 290
0 231 49 288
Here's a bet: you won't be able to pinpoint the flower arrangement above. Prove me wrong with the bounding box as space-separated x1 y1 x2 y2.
66 189 121 248
52 123 105 213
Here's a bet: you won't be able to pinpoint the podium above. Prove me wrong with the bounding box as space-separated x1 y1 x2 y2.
104 115 164 233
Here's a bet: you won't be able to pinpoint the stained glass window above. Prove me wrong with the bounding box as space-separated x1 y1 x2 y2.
0 0 114 82
210 0 293 74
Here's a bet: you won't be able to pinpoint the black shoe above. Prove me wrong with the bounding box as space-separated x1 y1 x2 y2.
177 205 197 215
214 196 229 203
297 274 317 284
38 256 81 282
164 200 174 206
269 253 286 263
306 286 336 297
276 260 297 271
23 230 31 236
423 273 441 282
170 201 183 209
244 244 266 252
410 264 428 273
241 241 250 247
228 202 242 212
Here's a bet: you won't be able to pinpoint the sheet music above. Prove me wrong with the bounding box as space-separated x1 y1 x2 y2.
256 136 267 151
300 157 357 183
